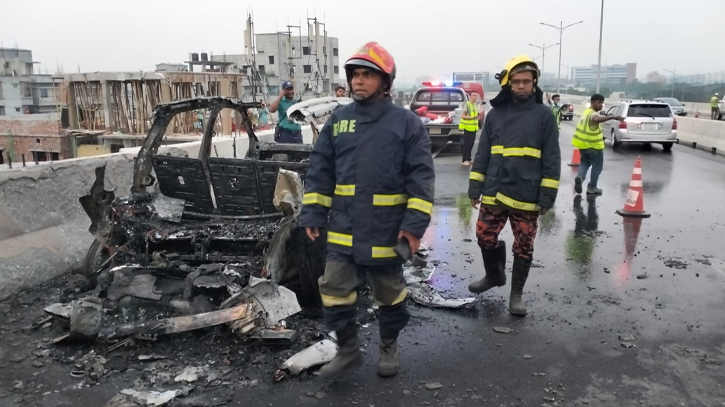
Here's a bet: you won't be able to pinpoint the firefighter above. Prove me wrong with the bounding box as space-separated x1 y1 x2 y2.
299 42 435 379
467 55 561 316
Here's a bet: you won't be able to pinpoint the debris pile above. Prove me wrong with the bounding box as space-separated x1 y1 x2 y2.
47 168 319 348
403 248 476 309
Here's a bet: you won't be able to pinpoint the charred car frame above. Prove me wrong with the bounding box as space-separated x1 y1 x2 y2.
79 97 325 309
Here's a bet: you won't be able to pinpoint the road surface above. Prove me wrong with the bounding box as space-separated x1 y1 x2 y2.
1 121 724 407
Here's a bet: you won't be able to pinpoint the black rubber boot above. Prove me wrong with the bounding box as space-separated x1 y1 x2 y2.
317 322 362 379
468 241 507 293
510 256 532 316
377 328 400 377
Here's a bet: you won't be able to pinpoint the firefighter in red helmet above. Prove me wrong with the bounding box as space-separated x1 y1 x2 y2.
299 42 435 379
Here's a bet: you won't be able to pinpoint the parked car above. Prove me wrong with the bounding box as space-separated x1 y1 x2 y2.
601 100 678 151
653 97 687 116
560 101 574 121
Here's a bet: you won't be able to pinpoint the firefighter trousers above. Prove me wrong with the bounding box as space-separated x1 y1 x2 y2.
476 206 539 259
318 256 410 333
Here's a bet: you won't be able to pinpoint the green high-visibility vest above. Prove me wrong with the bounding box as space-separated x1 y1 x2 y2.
572 108 604 150
551 104 561 129
711 96 720 107
459 101 479 132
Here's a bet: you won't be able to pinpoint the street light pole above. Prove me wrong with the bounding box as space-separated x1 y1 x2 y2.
529 43 559 83
541 20 584 94
665 68 676 98
595 0 604 93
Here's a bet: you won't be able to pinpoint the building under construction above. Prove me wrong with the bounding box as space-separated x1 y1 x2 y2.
53 71 246 153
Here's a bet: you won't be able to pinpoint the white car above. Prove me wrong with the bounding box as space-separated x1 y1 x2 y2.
601 100 678 151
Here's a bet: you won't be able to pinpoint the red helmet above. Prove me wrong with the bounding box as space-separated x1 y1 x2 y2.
344 42 396 87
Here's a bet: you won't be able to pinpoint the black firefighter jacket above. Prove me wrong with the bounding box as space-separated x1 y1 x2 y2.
468 96 560 214
299 97 435 265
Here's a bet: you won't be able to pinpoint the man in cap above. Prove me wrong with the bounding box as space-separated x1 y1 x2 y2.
269 81 303 143
299 41 435 379
467 55 561 316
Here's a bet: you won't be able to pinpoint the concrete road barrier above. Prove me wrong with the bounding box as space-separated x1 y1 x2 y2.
0 154 137 299
675 116 725 154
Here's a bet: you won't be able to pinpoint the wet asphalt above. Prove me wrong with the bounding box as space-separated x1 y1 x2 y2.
3 123 725 407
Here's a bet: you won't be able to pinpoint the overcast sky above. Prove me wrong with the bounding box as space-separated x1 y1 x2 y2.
1 0 722 84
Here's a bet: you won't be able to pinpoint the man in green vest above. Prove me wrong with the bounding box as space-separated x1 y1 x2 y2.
460 91 480 166
573 93 623 195
711 93 720 120
547 93 562 130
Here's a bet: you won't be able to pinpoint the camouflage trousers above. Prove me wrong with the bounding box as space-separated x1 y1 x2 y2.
476 206 539 259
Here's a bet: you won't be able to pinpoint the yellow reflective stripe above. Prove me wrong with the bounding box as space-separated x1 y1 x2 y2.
469 171 485 182
540 178 560 189
328 232 353 247
573 133 604 141
491 145 504 154
372 246 397 258
390 288 409 305
374 288 409 306
481 196 497 205
303 193 332 207
334 184 355 196
502 147 541 158
321 292 357 307
407 198 433 215
373 194 408 206
495 192 538 212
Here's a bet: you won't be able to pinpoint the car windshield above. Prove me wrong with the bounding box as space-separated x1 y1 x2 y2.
415 90 465 103
657 98 682 106
627 104 673 118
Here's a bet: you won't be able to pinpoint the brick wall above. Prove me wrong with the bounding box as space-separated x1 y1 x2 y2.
0 135 72 163
0 116 68 163
0 117 61 136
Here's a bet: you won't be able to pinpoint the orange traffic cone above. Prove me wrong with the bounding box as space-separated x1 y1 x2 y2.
567 149 581 167
616 156 650 218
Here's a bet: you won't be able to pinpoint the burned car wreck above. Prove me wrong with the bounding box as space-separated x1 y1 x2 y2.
68 98 326 342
